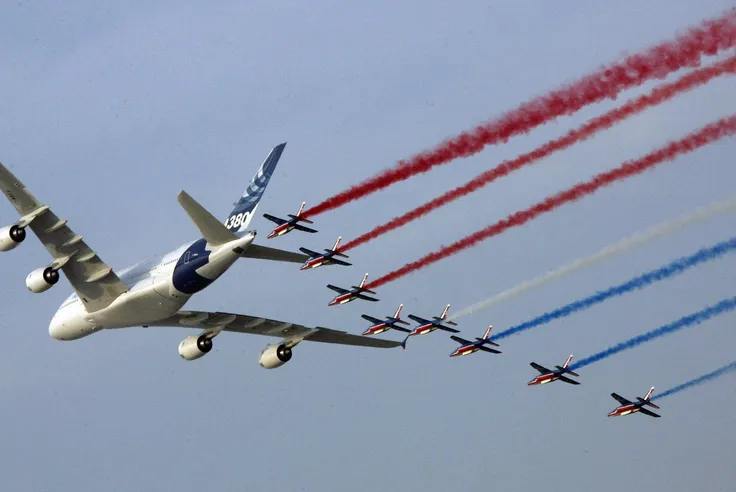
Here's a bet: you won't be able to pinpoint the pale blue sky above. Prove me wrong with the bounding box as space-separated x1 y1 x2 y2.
1 2 735 491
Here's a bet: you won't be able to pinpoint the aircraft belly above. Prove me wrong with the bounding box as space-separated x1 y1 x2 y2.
90 281 186 328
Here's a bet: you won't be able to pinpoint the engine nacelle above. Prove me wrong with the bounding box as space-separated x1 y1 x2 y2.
178 335 213 361
258 344 293 369
0 225 26 252
25 267 60 293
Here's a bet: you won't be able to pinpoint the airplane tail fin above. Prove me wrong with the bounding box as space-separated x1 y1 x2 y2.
394 304 404 319
482 325 493 340
564 354 573 368
178 191 238 246
287 202 313 224
644 386 655 400
440 304 450 319
225 143 286 233
639 386 659 408
325 236 349 258
353 273 377 294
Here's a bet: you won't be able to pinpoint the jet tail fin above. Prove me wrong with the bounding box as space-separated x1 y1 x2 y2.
637 397 660 409
178 191 238 246
225 142 286 233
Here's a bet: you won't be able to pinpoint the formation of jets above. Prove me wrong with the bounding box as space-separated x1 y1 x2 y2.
0 142 662 418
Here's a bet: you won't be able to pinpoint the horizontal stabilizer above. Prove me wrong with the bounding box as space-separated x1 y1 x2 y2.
287 213 314 224
178 191 238 246
555 365 579 376
637 397 660 409
239 244 309 264
476 337 500 347
327 249 349 258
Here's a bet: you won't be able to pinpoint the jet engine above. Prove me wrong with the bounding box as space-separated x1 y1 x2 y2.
0 225 26 252
178 335 213 360
258 344 292 369
26 266 60 293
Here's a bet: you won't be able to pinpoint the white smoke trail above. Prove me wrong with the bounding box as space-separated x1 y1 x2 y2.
448 195 736 320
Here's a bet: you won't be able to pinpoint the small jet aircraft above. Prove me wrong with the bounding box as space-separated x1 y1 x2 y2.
263 202 318 239
361 304 411 336
528 354 580 386
0 143 399 370
608 387 661 418
299 236 351 270
327 273 379 306
400 304 460 348
448 325 501 357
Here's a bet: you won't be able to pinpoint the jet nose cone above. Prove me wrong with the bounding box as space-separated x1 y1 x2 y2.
49 316 67 340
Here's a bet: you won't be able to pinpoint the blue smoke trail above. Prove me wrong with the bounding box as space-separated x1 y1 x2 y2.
568 296 736 371
651 361 736 400
492 237 736 341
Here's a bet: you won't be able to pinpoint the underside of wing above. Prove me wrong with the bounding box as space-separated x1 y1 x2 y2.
240 243 309 263
557 375 580 385
0 163 128 312
450 335 472 345
437 325 460 333
611 393 632 405
530 362 551 374
638 407 661 418
477 345 501 354
149 310 401 348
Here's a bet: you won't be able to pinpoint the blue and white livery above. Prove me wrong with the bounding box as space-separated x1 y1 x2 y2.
0 144 398 369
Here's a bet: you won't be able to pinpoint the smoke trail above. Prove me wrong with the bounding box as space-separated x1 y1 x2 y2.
568 296 736 372
366 115 736 289
343 56 736 251
303 9 736 218
651 361 736 400
489 237 736 341
449 196 736 320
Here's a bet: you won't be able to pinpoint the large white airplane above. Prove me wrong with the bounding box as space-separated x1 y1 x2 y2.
0 143 399 368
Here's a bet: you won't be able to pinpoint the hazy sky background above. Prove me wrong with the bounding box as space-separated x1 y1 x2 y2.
1 1 735 491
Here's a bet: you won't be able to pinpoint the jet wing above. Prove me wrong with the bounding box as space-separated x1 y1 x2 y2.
408 314 430 324
611 393 633 405
293 224 318 233
327 284 349 294
436 324 460 333
638 407 661 418
148 310 401 348
240 244 308 263
477 345 501 354
450 335 473 345
355 293 379 302
0 163 129 312
328 257 352 267
556 375 580 385
530 362 552 374
263 213 288 225
361 314 384 324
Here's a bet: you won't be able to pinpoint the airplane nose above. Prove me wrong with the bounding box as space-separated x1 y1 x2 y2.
49 316 67 340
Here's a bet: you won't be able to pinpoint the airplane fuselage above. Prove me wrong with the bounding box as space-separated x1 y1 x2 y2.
268 223 293 238
410 324 437 336
328 292 358 306
363 324 390 335
450 344 478 357
301 256 332 270
608 405 640 417
48 232 256 341
528 373 560 385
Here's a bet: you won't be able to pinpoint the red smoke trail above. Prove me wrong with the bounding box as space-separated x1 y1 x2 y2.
366 114 736 289
303 9 736 218
342 55 736 251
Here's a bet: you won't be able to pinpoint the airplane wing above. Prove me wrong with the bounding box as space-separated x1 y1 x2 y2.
355 293 379 302
361 314 384 324
390 325 412 333
530 362 552 374
450 335 473 345
408 314 429 324
262 213 288 225
436 324 460 333
0 163 129 312
240 244 308 263
299 247 321 257
476 345 501 354
611 393 633 405
638 407 661 418
556 375 580 385
327 284 349 294
148 310 401 348
293 224 318 233
329 258 352 266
